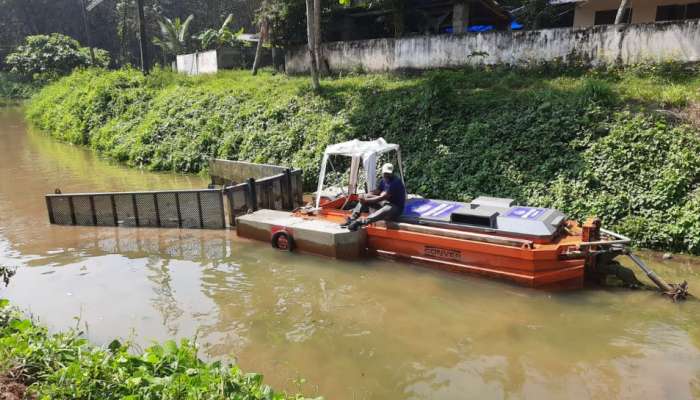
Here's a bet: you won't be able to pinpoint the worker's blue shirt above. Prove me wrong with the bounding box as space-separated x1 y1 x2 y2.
378 176 406 211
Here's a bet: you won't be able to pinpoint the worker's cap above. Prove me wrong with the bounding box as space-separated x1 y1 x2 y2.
381 163 394 174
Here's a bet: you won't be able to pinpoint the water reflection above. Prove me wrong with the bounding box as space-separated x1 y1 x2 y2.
1 107 700 399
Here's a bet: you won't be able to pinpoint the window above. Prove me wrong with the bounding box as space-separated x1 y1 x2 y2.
688 3 700 18
657 5 685 21
594 8 632 25
656 3 700 21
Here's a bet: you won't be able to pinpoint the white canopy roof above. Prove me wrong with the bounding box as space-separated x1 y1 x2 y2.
323 138 399 158
315 138 404 208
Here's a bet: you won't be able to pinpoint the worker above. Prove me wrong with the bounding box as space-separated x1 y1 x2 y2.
341 163 406 231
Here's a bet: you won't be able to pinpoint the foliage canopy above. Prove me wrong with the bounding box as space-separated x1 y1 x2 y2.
5 34 109 79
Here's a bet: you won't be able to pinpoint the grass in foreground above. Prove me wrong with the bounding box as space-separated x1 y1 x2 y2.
0 301 314 400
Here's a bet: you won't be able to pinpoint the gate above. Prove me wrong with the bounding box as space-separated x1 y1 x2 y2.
225 168 304 225
45 160 304 229
45 189 226 229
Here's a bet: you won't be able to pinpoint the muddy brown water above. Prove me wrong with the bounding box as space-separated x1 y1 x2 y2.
1 107 700 399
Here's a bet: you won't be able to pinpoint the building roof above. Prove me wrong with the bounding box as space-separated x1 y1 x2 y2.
343 0 509 20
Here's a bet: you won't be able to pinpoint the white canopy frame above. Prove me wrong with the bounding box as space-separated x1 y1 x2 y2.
315 138 406 208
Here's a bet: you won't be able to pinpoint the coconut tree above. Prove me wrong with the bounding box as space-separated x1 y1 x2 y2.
615 0 631 24
153 14 194 58
195 13 243 50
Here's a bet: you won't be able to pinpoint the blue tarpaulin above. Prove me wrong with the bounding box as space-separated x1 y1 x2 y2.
468 25 494 32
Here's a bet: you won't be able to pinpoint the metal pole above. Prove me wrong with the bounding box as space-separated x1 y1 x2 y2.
135 0 149 73
45 196 55 224
626 253 673 293
247 178 258 212
284 168 293 210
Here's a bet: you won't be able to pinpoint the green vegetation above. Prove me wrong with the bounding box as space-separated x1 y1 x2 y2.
26 65 700 254
0 301 310 399
6 34 110 80
0 72 38 104
0 33 110 104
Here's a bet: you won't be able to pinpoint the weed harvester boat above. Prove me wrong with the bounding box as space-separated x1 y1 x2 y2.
235 139 689 300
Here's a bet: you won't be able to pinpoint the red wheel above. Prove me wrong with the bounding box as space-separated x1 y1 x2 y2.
271 231 294 251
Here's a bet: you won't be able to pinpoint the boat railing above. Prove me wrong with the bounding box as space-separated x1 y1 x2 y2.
376 221 535 249
577 228 632 248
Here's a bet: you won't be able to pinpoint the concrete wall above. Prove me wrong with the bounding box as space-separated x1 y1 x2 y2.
573 0 700 27
176 50 218 75
175 47 272 75
285 20 700 73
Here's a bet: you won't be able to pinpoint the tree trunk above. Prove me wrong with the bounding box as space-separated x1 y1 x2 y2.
251 21 266 75
615 0 631 24
305 0 321 91
135 0 149 73
392 0 406 38
79 0 96 65
313 0 327 75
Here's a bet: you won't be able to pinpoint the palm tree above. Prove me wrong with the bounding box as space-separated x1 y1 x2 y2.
153 14 194 58
195 14 243 50
615 0 630 24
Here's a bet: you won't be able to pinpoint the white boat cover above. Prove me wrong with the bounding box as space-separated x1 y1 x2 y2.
316 138 404 208
323 138 400 157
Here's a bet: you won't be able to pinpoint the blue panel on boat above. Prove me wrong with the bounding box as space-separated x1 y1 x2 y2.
403 198 463 219
503 207 546 220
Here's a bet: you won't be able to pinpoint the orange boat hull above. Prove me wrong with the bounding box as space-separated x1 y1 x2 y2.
366 225 585 288
315 206 592 289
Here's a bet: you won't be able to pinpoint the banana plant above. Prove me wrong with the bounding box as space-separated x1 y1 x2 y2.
153 14 194 57
195 14 244 51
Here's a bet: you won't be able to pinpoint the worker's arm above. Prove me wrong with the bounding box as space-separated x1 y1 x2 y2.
361 190 390 205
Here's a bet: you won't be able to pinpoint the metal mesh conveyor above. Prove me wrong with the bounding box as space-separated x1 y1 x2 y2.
46 189 226 229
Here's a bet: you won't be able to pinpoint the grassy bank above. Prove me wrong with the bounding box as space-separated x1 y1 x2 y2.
0 72 39 105
0 301 309 399
26 66 700 254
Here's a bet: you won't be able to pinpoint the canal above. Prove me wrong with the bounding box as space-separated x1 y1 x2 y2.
1 106 699 399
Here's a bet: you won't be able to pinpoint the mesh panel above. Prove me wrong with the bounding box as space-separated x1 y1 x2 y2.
135 193 158 227
156 192 179 228
114 194 136 227
93 195 115 226
50 190 226 229
178 192 201 229
228 186 249 223
292 171 303 208
50 196 73 225
200 191 224 229
72 196 94 226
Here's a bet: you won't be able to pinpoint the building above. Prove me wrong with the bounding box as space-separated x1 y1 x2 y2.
325 0 510 42
553 0 700 27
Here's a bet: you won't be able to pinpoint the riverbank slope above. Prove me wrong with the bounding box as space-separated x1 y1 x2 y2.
0 72 37 106
0 300 307 399
25 66 700 254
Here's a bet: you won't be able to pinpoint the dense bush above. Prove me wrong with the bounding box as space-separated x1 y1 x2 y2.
0 72 39 103
5 33 110 79
26 66 700 253
0 301 311 399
